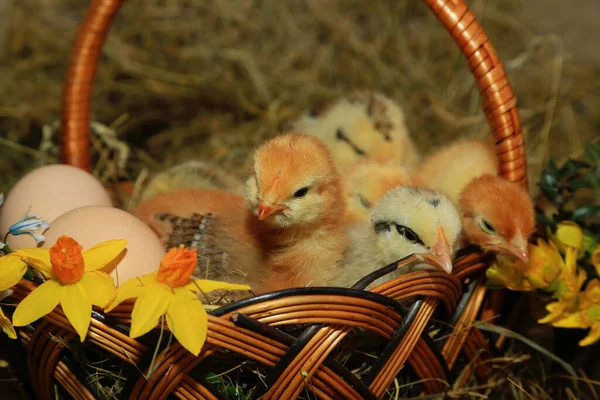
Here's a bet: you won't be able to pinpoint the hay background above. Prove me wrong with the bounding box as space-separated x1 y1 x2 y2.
1 0 598 198
0 0 599 398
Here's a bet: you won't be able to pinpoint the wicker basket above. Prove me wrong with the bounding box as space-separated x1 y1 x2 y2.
4 0 529 399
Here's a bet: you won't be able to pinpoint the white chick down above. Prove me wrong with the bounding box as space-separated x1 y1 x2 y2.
139 160 246 202
289 90 420 171
333 186 462 289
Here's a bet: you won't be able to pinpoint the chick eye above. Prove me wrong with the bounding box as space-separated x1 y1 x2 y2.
395 224 423 245
480 219 496 235
293 187 310 198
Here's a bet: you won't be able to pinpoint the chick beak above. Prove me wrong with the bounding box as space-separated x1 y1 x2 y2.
420 227 453 274
495 234 529 264
257 202 285 220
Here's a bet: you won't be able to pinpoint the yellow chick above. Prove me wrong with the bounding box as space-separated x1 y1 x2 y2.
340 160 413 224
133 133 348 294
245 133 348 291
414 138 535 263
333 186 462 288
289 90 420 172
139 160 246 202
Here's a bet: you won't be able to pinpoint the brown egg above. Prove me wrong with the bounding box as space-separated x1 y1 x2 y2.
0 164 113 249
41 206 166 287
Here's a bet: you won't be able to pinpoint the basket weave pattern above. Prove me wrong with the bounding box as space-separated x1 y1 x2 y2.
6 0 527 399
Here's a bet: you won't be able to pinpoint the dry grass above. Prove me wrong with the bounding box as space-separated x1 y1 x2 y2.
0 0 598 198
0 1 599 397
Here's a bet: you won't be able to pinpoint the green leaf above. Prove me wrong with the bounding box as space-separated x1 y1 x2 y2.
572 205 600 223
559 161 580 181
548 158 559 174
585 169 600 190
583 235 598 255
536 213 555 227
540 170 557 187
585 144 600 164
537 181 558 201
567 179 591 190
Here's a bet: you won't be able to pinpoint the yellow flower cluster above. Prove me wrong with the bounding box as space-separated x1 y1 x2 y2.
0 237 250 356
486 221 600 346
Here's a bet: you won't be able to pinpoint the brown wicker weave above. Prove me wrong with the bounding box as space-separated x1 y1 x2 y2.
5 0 528 399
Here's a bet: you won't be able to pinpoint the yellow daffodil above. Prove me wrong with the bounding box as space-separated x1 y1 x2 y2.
547 279 600 346
525 239 564 291
486 238 563 292
11 236 126 341
0 307 16 339
538 227 587 325
486 255 534 291
577 280 600 346
0 253 31 291
106 246 251 356
553 221 584 252
592 245 600 276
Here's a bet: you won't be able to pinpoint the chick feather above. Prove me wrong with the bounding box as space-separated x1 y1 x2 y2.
340 160 413 224
139 160 246 202
333 186 462 288
289 90 420 172
132 133 348 294
244 133 348 290
413 137 535 262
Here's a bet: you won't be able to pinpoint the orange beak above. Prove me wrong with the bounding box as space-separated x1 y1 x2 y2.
420 227 453 274
257 202 286 220
493 233 529 264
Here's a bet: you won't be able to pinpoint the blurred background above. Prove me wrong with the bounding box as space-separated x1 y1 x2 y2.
0 0 599 398
0 0 598 198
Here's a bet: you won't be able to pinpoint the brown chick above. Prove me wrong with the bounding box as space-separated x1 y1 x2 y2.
340 160 413 224
414 137 535 263
133 189 267 292
244 133 348 291
459 174 535 262
132 133 348 294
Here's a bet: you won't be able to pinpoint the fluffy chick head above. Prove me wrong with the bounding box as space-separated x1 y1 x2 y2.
245 133 344 228
370 186 462 274
459 174 535 263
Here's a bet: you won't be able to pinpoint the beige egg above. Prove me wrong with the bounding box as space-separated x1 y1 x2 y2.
0 164 113 250
41 206 166 286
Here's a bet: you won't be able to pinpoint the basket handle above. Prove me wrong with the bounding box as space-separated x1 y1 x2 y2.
60 0 527 186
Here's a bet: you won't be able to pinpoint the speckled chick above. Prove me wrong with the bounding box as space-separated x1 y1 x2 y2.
290 90 420 172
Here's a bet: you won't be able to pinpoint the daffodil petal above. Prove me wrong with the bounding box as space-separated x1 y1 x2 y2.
579 325 600 347
538 301 567 325
552 312 587 329
585 280 600 302
185 279 251 294
0 255 27 291
556 222 583 250
166 288 208 356
82 239 128 271
105 273 158 313
0 308 16 340
78 271 116 308
129 285 172 339
13 248 53 277
12 280 62 327
60 283 92 342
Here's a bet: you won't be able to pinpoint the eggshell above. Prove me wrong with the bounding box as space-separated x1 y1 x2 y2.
42 206 166 286
0 164 113 249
